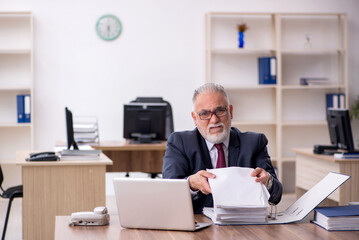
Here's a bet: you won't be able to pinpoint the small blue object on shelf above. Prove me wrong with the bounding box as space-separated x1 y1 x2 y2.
238 31 244 48
258 57 277 84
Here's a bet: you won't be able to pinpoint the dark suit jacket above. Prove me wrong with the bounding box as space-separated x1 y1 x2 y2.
162 127 282 214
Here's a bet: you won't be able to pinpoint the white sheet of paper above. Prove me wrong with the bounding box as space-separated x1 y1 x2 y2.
208 167 269 208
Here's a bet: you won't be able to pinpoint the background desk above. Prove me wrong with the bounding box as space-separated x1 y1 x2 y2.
16 151 112 240
55 215 359 240
91 141 166 174
292 148 359 205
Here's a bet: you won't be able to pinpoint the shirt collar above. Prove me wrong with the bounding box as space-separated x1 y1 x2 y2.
205 135 230 151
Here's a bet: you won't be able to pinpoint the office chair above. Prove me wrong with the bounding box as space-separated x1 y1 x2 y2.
0 165 23 240
130 97 174 178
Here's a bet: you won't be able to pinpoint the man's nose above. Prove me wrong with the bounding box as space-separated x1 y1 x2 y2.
209 112 220 123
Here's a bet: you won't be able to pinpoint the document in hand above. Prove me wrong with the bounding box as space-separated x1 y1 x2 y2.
204 167 269 224
203 170 350 225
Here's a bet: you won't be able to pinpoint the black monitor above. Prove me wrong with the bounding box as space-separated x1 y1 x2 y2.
123 103 167 144
327 108 356 152
65 107 79 150
314 108 357 154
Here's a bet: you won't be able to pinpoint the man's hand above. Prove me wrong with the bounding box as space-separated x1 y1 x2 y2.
188 170 216 195
251 167 270 186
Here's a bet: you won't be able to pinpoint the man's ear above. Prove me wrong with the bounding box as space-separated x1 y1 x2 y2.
191 112 198 126
229 105 233 119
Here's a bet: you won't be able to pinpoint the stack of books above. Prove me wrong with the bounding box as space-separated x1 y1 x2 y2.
203 167 269 225
312 205 359 231
73 116 99 145
334 152 359 159
60 149 101 160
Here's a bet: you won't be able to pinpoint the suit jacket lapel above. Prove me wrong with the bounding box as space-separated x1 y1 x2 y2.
196 129 213 169
228 128 241 167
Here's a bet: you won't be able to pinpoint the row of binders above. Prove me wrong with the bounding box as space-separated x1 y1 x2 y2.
17 94 31 123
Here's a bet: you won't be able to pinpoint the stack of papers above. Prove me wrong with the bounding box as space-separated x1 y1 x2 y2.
73 116 99 145
60 149 101 160
312 205 359 231
203 167 269 225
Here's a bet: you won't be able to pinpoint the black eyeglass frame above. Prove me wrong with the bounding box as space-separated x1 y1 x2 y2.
196 106 229 120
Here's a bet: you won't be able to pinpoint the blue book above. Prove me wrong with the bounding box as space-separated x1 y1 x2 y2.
24 94 31 123
16 95 25 123
312 205 359 231
326 93 345 109
258 57 276 84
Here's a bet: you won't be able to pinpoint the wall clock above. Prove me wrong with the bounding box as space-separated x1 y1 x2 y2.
96 14 122 41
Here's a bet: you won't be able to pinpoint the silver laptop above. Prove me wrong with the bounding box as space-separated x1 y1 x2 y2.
113 178 212 231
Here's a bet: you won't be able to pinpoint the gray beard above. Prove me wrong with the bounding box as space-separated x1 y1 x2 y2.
205 122 230 144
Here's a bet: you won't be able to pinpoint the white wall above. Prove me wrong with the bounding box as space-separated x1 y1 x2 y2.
1 0 359 150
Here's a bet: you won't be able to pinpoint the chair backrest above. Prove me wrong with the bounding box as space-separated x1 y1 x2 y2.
131 97 174 139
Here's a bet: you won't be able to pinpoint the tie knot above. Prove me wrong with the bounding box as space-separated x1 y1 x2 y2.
214 143 223 151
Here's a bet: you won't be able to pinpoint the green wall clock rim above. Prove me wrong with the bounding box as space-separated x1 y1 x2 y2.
96 14 122 41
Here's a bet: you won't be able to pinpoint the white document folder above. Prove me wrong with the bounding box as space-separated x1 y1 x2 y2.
204 172 350 225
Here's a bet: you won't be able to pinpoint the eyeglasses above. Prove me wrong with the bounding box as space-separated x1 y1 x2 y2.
197 106 228 120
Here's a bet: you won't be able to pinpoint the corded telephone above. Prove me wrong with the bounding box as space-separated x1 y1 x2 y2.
26 151 60 161
69 207 110 226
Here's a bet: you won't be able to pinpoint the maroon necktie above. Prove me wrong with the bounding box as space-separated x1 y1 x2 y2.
214 143 226 168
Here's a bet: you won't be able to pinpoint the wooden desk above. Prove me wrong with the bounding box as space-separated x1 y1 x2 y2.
55 214 359 240
91 140 166 174
16 151 113 240
292 148 359 205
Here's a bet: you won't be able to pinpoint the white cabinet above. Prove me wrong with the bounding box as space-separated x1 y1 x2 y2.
205 12 348 192
0 12 33 186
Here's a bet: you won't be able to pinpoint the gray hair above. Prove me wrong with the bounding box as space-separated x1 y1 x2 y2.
192 83 229 104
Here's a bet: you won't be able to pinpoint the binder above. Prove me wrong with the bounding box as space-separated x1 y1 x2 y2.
312 205 359 231
204 172 350 225
24 94 31 123
326 93 345 109
16 94 25 123
258 57 276 84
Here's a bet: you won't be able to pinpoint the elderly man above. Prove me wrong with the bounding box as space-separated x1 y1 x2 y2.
162 83 282 214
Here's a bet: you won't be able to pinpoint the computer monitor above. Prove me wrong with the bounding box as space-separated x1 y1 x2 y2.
65 107 79 150
327 108 356 152
123 103 167 144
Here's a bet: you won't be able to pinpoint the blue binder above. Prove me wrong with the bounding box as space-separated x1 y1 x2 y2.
258 57 277 84
17 95 25 123
326 93 345 109
24 94 31 123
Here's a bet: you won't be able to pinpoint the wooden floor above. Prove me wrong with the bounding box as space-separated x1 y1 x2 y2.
0 174 297 240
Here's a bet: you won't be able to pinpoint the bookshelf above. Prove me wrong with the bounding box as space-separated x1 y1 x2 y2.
205 12 348 192
0 12 33 187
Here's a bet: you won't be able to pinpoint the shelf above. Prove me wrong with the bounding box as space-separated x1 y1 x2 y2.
282 120 327 126
0 48 31 54
232 120 276 126
281 49 344 55
210 48 275 55
281 85 345 90
0 122 31 127
225 85 277 90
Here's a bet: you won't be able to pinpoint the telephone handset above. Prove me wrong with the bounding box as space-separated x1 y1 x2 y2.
69 207 110 226
26 152 60 161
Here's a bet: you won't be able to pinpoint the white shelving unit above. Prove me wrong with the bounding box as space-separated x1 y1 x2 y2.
0 12 33 187
205 12 348 192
